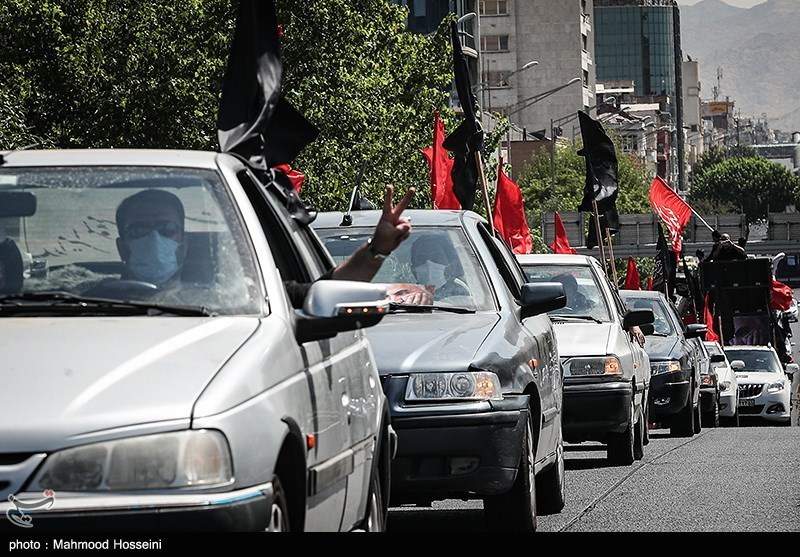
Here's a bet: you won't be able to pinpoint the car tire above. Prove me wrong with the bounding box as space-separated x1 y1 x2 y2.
642 391 651 446
693 397 702 434
633 404 645 461
267 475 290 532
702 395 720 428
607 396 635 465
483 409 537 532
535 432 565 515
670 390 695 438
362 464 387 532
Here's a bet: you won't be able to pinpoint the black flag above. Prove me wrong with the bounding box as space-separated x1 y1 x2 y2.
216 0 318 170
442 20 483 211
576 111 620 247
652 223 676 297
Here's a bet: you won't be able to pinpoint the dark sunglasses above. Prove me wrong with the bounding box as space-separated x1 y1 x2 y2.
124 220 182 240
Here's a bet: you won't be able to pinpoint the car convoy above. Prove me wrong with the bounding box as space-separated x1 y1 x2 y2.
0 155 797 532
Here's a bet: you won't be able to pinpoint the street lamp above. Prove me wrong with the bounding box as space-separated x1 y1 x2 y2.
474 60 538 94
506 77 581 117
550 96 616 195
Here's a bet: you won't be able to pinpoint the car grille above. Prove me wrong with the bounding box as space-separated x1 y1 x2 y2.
738 384 764 399
739 405 765 415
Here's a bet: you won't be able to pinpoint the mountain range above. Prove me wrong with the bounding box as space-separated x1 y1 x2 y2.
679 0 800 134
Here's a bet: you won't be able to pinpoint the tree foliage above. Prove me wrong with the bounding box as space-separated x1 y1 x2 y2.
688 156 800 221
690 143 757 183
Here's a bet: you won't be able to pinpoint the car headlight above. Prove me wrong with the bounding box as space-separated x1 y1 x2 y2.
33 430 233 491
767 380 786 393
562 356 621 377
650 360 681 375
405 372 502 401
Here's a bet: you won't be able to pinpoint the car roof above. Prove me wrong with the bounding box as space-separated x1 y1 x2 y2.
1 148 227 169
312 209 482 228
723 345 776 351
516 253 596 266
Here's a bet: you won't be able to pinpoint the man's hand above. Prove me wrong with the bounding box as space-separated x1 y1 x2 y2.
369 185 415 255
631 326 646 347
386 283 434 305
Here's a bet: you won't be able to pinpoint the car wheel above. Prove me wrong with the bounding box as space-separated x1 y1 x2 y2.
535 431 565 515
267 475 290 532
633 404 645 461
670 390 695 438
483 409 537 532
607 396 635 465
702 395 720 428
362 465 387 532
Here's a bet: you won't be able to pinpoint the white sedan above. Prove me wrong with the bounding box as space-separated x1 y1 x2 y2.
703 341 740 426
724 345 792 425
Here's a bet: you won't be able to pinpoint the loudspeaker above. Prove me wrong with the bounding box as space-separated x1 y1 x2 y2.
699 258 771 291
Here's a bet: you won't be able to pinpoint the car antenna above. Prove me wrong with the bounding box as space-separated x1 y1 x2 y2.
340 159 368 226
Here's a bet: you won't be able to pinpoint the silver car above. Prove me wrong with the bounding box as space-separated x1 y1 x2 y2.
0 149 394 532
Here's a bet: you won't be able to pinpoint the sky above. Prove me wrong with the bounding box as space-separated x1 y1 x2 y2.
675 0 766 6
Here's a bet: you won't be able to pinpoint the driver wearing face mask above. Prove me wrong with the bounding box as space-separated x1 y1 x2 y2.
408 233 470 301
115 189 187 288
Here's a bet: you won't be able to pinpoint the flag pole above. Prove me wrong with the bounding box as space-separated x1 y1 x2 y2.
604 228 619 289
476 151 497 238
592 200 608 275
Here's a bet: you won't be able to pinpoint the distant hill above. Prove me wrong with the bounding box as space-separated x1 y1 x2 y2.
680 0 800 134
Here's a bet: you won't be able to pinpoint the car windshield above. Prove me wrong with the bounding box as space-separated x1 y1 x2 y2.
622 296 674 336
520 264 611 321
316 226 494 311
0 166 262 315
724 349 783 373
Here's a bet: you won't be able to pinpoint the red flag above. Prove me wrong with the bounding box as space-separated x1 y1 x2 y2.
274 163 305 193
422 110 459 210
649 176 692 254
493 158 532 254
549 211 578 255
623 257 641 290
770 278 793 311
704 293 720 342
647 276 654 290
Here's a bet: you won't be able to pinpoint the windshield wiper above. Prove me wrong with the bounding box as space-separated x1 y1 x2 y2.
647 332 671 337
550 315 603 324
387 301 476 314
0 291 216 317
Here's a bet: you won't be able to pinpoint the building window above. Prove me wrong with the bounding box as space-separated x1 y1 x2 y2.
480 0 508 16
481 35 509 52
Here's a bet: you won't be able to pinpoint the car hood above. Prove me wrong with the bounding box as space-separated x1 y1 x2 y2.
643 335 681 361
0 317 258 452
734 371 785 385
365 313 499 374
551 322 613 357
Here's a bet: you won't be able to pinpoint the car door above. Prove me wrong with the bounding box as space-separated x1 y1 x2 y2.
240 170 360 530
477 224 561 456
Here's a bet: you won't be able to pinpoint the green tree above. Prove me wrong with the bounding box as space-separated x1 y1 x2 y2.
690 143 757 183
688 156 800 221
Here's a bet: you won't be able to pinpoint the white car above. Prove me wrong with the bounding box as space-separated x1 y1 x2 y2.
703 341 740 427
517 254 654 465
724 345 792 425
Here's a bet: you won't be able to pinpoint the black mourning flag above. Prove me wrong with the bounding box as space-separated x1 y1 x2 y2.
652 223 677 297
442 20 483 211
576 111 620 248
217 0 318 170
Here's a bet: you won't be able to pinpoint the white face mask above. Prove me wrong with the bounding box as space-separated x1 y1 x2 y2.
415 260 447 289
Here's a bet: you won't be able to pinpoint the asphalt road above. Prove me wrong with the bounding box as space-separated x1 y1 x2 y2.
386 293 800 533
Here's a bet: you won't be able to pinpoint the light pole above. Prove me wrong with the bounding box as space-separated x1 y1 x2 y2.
474 60 539 95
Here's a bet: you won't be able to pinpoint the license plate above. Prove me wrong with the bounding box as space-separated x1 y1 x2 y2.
739 399 755 407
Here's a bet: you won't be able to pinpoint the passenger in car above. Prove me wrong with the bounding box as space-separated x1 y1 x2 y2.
552 273 593 312
407 233 470 300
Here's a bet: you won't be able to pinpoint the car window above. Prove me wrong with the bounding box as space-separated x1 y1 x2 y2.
0 166 262 314
315 225 495 311
621 296 675 335
724 349 783 373
520 264 611 321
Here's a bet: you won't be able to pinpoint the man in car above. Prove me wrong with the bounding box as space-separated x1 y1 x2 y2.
113 184 417 308
552 273 593 313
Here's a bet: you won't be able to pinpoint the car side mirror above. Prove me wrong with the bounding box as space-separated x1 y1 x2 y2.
520 282 566 319
623 308 654 329
684 323 708 339
785 362 799 380
730 359 746 370
0 191 36 217
710 354 726 363
295 280 389 343
638 323 655 336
